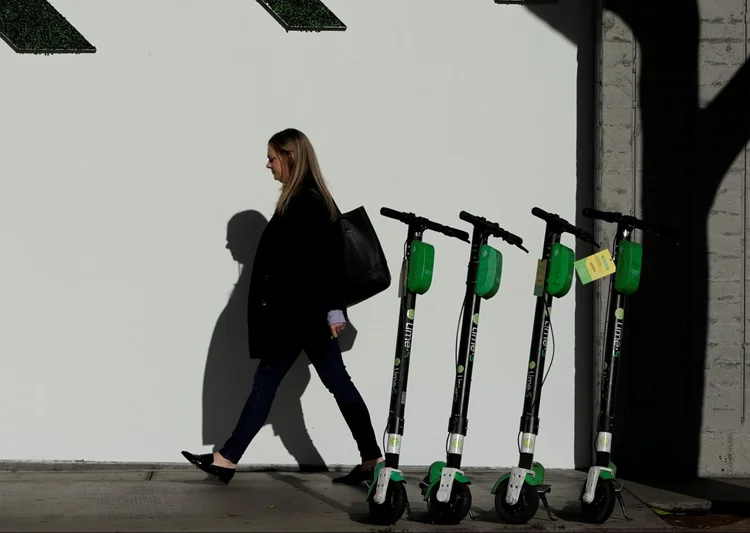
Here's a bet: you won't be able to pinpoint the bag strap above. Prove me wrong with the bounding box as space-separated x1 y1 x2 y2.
310 187 342 217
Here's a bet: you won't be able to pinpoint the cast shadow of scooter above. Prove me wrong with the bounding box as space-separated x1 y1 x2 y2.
475 494 634 528
202 209 358 472
271 471 485 526
269 471 371 524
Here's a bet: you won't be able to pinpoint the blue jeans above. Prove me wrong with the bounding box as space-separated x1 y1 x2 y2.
219 337 382 464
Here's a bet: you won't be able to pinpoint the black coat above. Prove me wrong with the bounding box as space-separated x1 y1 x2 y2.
246 181 346 360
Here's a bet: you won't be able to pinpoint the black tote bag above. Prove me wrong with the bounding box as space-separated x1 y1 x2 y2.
334 203 392 307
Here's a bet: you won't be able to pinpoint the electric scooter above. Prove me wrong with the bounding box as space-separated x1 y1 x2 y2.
366 206 470 526
492 206 599 525
578 207 679 524
420 210 529 525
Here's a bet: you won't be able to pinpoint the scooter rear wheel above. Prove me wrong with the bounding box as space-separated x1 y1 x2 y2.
368 481 408 525
427 481 472 525
494 478 539 524
580 478 616 524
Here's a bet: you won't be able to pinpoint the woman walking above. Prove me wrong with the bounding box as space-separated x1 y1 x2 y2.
182 128 383 485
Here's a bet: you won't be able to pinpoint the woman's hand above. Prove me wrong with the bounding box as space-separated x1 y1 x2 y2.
330 322 346 338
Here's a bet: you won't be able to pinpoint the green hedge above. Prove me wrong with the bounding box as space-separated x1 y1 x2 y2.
0 0 95 54
257 0 346 32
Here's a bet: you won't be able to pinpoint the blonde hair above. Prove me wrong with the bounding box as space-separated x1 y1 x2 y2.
270 128 337 221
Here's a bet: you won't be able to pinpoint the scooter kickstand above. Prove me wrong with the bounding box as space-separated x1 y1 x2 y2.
405 495 414 521
468 508 477 520
538 486 557 521
614 485 631 520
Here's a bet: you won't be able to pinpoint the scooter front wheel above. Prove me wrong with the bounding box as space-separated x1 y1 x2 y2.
368 481 408 525
427 482 472 525
494 478 539 524
580 478 616 524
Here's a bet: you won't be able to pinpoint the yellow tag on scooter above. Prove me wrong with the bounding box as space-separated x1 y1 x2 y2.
574 249 616 284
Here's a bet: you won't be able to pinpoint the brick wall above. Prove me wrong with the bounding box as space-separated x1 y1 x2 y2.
699 0 750 476
595 0 750 477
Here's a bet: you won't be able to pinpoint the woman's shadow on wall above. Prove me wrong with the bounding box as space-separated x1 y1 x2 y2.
201 209 358 472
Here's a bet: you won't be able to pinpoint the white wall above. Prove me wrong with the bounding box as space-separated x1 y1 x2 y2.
0 0 582 468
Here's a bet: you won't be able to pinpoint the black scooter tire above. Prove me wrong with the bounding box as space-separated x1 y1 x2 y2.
580 478 616 524
427 481 472 525
494 478 539 524
368 481 407 525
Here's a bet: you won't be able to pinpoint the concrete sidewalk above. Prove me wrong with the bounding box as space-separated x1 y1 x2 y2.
0 464 676 532
619 477 750 514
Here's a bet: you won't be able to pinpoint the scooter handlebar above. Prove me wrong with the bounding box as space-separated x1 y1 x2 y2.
380 207 470 242
531 207 599 247
432 221 471 242
459 210 528 253
380 207 408 223
582 207 680 243
581 208 618 224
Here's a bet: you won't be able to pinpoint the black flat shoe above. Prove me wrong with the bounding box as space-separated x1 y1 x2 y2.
332 463 374 485
181 450 235 485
